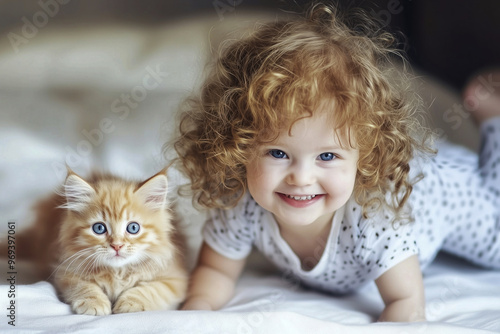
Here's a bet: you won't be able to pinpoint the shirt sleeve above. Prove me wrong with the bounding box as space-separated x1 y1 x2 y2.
202 193 255 260
353 210 420 280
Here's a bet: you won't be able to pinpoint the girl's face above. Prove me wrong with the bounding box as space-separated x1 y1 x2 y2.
246 111 359 232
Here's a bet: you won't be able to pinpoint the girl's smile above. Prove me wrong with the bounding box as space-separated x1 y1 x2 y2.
246 109 359 235
277 192 324 208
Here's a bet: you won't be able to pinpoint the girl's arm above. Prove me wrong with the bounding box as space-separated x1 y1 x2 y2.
181 242 247 310
375 255 426 322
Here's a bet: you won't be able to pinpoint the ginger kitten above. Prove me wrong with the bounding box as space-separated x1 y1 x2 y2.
11 169 188 315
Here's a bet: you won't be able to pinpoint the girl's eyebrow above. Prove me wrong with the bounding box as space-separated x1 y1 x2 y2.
318 145 341 151
261 143 353 152
317 144 352 152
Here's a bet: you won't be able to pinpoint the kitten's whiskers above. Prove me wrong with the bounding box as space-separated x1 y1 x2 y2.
135 254 161 278
80 251 105 277
70 248 106 278
48 248 94 280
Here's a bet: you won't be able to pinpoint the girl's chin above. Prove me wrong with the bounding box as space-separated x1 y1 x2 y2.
272 209 336 231
273 213 325 227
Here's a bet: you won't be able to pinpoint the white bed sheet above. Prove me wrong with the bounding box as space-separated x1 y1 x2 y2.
0 11 498 334
1 254 500 333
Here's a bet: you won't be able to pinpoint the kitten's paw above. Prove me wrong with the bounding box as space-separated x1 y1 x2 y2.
113 296 147 314
72 296 112 316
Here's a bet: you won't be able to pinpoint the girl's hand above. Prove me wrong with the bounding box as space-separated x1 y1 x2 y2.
375 255 426 322
181 298 213 311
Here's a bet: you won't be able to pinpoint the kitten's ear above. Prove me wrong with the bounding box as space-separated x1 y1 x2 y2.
60 171 96 212
136 170 168 210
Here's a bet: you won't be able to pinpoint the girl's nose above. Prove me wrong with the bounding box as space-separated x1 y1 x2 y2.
286 163 315 186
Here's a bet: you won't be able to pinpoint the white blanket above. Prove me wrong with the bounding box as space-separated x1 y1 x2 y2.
1 254 499 333
0 12 498 334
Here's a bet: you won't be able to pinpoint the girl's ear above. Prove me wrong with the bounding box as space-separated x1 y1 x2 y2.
61 172 96 212
135 170 168 210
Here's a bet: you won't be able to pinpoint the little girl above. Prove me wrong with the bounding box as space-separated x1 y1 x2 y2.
173 4 500 322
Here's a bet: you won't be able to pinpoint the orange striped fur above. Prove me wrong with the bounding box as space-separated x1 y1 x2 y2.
19 169 188 315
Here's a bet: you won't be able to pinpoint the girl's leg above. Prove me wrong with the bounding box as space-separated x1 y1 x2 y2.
464 70 500 204
442 70 500 269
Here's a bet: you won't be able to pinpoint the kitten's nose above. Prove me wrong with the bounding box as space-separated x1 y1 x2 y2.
111 244 124 251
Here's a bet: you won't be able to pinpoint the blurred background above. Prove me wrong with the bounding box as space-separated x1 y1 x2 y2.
1 0 499 90
0 0 499 272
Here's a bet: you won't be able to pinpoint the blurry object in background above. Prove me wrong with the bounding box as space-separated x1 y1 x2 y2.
1 0 499 89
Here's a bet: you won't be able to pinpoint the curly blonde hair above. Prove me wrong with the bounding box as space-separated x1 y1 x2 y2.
172 3 435 222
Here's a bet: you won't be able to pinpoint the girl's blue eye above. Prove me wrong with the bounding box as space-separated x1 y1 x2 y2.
319 152 336 161
92 222 107 235
126 222 140 234
269 149 288 159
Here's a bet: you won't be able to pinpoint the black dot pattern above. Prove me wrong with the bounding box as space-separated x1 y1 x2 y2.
202 118 500 294
434 118 500 268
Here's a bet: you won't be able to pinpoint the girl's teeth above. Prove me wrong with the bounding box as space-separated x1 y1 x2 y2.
286 194 316 201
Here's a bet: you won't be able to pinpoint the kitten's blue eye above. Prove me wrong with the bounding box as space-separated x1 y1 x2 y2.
269 149 288 159
126 222 140 234
92 223 107 235
319 152 336 161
